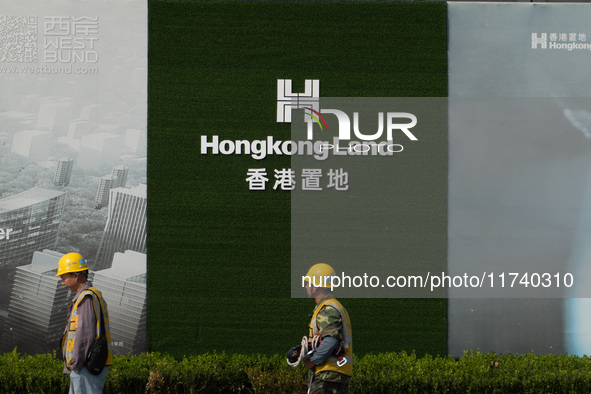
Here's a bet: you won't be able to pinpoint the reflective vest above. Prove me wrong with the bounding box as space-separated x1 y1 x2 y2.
62 286 113 370
309 297 353 376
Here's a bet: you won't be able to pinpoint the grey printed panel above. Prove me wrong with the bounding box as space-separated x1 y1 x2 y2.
448 97 591 298
290 97 448 298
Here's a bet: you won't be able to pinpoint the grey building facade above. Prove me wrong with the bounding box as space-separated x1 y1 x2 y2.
94 184 147 271
0 188 67 269
0 250 70 354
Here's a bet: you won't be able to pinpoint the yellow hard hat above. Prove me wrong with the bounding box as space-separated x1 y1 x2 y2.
304 263 336 288
55 252 89 276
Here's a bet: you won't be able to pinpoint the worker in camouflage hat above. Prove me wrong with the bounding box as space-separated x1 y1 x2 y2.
302 264 353 394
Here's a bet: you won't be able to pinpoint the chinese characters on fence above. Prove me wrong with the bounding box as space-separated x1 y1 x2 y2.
246 168 349 191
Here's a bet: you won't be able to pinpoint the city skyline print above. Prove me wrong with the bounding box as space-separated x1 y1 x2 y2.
0 0 147 356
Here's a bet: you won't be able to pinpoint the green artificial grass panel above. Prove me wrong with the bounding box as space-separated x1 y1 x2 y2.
148 1 448 358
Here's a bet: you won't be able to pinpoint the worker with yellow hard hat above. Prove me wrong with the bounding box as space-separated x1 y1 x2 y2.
289 263 353 394
55 252 90 277
56 252 112 394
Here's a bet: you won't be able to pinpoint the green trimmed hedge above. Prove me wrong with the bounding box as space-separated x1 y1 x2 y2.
2 349 591 393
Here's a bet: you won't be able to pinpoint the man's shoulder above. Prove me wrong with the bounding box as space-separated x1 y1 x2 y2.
318 304 342 321
77 293 95 305
317 297 347 319
315 305 343 339
75 284 99 304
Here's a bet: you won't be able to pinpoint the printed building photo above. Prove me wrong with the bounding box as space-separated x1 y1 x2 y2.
0 0 147 356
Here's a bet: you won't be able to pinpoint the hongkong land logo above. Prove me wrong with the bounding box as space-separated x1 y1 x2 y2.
277 79 418 143
200 79 418 160
532 32 591 51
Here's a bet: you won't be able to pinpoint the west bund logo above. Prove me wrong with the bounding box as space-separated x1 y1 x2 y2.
277 78 418 142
